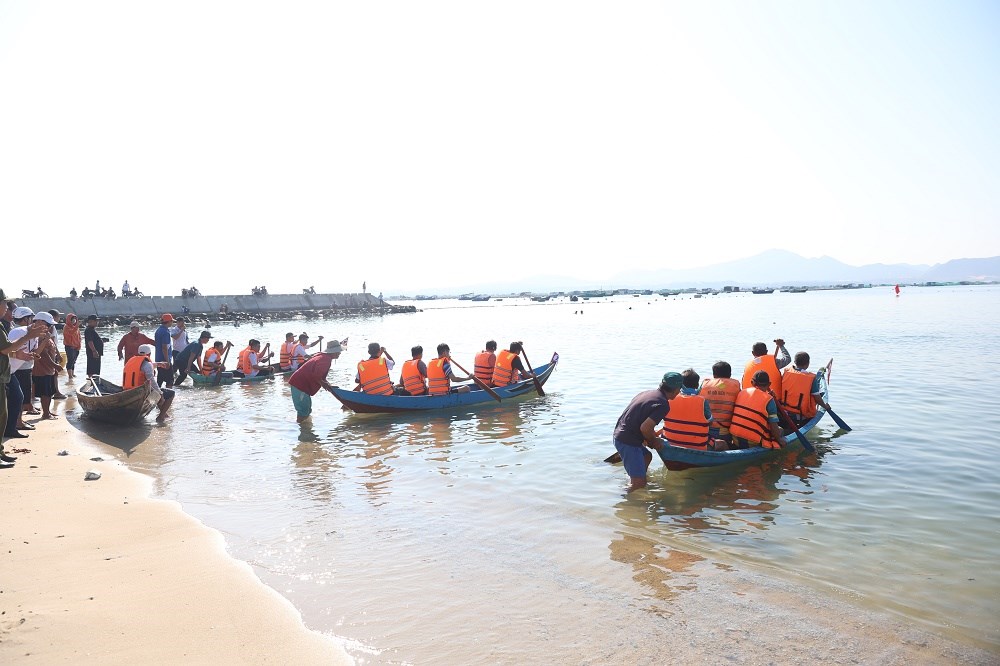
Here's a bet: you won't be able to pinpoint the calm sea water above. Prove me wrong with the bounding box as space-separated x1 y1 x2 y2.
68 286 1000 662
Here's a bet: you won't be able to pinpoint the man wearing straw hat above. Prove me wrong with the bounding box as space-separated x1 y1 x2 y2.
288 339 343 423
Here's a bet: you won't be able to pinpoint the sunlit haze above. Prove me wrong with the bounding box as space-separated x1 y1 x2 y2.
1 1 997 296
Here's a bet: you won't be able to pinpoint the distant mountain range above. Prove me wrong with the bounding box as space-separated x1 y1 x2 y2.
396 250 1000 296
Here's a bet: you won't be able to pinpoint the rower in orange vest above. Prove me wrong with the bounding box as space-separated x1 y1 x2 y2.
473 340 498 386
355 342 395 395
741 339 790 397
701 360 741 446
730 371 784 449
661 369 722 449
427 342 473 395
398 345 429 396
780 351 832 427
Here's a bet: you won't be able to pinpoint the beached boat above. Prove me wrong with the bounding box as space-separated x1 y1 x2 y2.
190 368 292 386
77 376 157 425
331 353 559 413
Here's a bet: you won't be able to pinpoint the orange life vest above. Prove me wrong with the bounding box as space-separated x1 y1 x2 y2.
781 368 818 418
427 357 450 395
701 377 741 431
474 351 496 385
202 348 221 375
290 343 308 370
662 394 711 448
400 359 427 395
491 350 519 387
279 340 296 370
730 387 779 448
237 347 257 375
357 357 393 395
122 355 148 390
742 354 783 397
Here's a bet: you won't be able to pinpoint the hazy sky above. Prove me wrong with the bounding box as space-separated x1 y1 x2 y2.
1 1 997 296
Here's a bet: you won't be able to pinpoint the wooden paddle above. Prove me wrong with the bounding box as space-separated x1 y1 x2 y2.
91 376 102 396
604 451 622 464
519 345 544 397
448 357 501 403
770 389 815 452
820 358 851 431
212 342 233 386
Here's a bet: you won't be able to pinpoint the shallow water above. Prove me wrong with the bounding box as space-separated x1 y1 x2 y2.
69 286 1000 661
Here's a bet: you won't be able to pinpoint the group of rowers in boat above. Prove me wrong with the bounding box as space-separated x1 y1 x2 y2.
354 340 534 396
661 339 832 451
613 339 833 490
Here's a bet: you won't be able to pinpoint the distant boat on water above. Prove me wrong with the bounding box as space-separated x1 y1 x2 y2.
751 288 775 294
470 294 490 302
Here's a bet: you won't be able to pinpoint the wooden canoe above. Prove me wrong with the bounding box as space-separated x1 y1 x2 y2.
190 368 292 386
331 353 559 413
77 376 157 425
653 364 832 470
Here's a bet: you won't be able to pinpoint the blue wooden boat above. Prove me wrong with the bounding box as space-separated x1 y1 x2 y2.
330 353 559 413
190 367 292 386
655 408 826 470
654 364 832 470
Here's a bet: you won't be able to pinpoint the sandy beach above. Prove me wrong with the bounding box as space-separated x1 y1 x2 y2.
0 415 350 665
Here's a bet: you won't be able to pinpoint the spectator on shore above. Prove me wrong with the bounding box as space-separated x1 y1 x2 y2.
0 290 48 467
170 317 189 362
118 321 156 363
84 315 105 378
62 313 81 379
9 308 40 417
46 310 67 399
30 312 62 420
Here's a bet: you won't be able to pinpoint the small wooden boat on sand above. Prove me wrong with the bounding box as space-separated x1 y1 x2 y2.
331 353 559 413
77 376 157 425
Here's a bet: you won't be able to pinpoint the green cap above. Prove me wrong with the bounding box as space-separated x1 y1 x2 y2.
661 372 683 389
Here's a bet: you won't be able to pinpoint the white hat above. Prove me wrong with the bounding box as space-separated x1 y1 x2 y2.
33 311 55 325
12 306 34 319
324 340 343 354
138 344 154 356
130 320 141 328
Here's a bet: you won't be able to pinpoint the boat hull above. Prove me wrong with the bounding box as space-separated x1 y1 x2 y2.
331 354 558 413
190 368 292 386
77 376 157 425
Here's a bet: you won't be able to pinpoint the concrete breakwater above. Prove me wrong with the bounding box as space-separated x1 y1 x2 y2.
16 292 414 326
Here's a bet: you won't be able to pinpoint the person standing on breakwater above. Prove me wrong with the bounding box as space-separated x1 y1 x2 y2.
289 339 343 423
612 372 683 492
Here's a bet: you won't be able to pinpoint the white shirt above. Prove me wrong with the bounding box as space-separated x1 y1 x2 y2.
170 326 189 353
7 326 34 372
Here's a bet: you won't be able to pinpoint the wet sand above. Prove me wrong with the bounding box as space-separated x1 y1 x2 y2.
0 415 350 665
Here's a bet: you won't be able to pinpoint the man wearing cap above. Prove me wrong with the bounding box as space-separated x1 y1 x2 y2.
612 372 683 492
117 321 156 362
84 315 105 378
730 370 784 449
289 339 343 423
0 291 48 467
46 310 67 399
8 307 42 417
123 344 174 423
30 311 63 420
173 330 212 385
154 314 175 388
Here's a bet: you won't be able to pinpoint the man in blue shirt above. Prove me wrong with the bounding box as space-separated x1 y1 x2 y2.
154 314 175 388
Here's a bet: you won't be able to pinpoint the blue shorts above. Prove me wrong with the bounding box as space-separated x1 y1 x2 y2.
614 438 651 480
291 385 312 418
